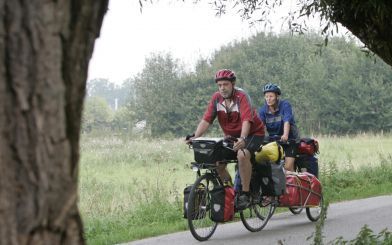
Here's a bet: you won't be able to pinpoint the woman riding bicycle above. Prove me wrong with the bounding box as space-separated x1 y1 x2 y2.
258 83 299 172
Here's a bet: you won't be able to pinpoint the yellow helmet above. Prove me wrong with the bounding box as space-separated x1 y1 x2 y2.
255 142 284 164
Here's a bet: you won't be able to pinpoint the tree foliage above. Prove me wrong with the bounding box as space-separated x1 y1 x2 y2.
208 0 392 68
132 54 191 136
125 33 392 136
82 96 113 132
87 78 131 109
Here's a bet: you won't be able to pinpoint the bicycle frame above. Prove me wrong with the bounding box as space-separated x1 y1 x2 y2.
190 161 237 184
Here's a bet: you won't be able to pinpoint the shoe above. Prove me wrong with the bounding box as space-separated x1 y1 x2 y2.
236 192 250 211
261 196 274 206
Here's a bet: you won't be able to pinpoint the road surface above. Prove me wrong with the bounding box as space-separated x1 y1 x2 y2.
123 195 392 245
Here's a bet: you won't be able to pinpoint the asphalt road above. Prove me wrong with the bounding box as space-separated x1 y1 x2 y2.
123 195 392 245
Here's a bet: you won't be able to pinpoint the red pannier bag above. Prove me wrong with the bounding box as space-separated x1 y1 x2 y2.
279 173 322 207
298 138 319 156
210 186 235 222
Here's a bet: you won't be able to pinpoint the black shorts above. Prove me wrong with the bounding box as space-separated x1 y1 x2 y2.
282 142 298 158
244 135 264 154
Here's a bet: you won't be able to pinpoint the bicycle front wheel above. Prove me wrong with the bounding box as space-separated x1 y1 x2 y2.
240 194 275 232
187 174 220 241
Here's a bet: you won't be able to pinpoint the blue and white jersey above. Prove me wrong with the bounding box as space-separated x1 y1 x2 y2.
258 99 299 140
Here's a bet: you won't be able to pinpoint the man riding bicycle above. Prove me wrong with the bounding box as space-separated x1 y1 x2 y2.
186 69 265 210
258 83 300 172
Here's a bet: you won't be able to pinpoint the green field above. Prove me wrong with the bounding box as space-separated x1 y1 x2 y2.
79 134 392 245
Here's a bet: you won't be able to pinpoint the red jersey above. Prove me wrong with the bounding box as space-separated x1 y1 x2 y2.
203 88 265 137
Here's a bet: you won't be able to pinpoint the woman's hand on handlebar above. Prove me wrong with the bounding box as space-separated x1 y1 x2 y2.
264 135 296 145
280 134 289 143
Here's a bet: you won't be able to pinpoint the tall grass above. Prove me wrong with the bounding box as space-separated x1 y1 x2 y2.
318 133 392 171
79 136 195 244
79 134 392 244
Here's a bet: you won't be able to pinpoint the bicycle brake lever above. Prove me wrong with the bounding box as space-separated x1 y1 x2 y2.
185 133 195 141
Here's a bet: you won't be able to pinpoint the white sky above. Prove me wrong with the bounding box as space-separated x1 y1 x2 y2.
87 0 325 84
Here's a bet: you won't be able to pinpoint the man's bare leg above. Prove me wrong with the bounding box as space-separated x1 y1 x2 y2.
238 149 252 192
235 149 252 210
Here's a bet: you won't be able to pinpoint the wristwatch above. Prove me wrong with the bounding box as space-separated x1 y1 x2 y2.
240 136 246 142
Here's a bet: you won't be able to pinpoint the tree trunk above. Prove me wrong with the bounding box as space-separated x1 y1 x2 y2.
0 0 108 244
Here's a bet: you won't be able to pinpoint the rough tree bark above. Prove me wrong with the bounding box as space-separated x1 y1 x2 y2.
0 0 108 244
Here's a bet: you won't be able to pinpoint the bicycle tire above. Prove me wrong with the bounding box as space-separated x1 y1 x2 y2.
289 207 303 215
187 174 220 241
306 195 324 222
240 193 274 232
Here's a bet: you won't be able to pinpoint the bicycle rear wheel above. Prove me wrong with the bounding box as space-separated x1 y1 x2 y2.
289 207 303 215
306 195 324 222
240 194 274 232
187 174 220 241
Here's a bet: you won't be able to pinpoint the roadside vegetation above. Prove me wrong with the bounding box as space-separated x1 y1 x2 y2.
79 134 392 245
81 30 392 245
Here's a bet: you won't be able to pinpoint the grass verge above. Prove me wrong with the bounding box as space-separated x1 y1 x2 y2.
79 135 392 244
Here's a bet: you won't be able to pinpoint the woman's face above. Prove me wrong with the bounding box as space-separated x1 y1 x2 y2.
264 92 278 106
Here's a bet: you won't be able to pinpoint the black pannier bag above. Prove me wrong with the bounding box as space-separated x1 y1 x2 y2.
253 162 286 196
210 186 235 222
307 156 319 178
183 184 207 219
192 137 236 163
183 185 191 218
295 155 319 178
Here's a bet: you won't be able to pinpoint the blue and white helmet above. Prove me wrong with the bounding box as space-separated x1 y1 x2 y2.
263 83 281 95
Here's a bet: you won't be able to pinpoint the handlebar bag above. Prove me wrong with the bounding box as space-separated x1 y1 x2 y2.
192 137 236 163
210 186 235 222
192 138 223 163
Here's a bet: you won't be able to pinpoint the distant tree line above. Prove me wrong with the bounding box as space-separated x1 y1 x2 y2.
83 33 392 137
82 78 135 133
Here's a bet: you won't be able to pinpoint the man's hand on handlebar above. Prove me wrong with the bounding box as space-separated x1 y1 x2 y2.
223 135 245 151
185 133 195 145
233 137 246 151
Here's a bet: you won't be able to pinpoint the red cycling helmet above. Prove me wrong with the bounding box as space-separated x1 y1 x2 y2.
215 69 236 82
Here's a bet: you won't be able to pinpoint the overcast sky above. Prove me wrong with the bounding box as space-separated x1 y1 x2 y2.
87 0 323 84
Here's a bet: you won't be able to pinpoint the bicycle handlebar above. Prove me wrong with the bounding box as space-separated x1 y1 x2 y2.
185 133 195 141
185 134 238 144
263 136 298 146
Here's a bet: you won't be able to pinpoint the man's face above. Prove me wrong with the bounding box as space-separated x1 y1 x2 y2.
264 92 278 106
217 80 234 99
